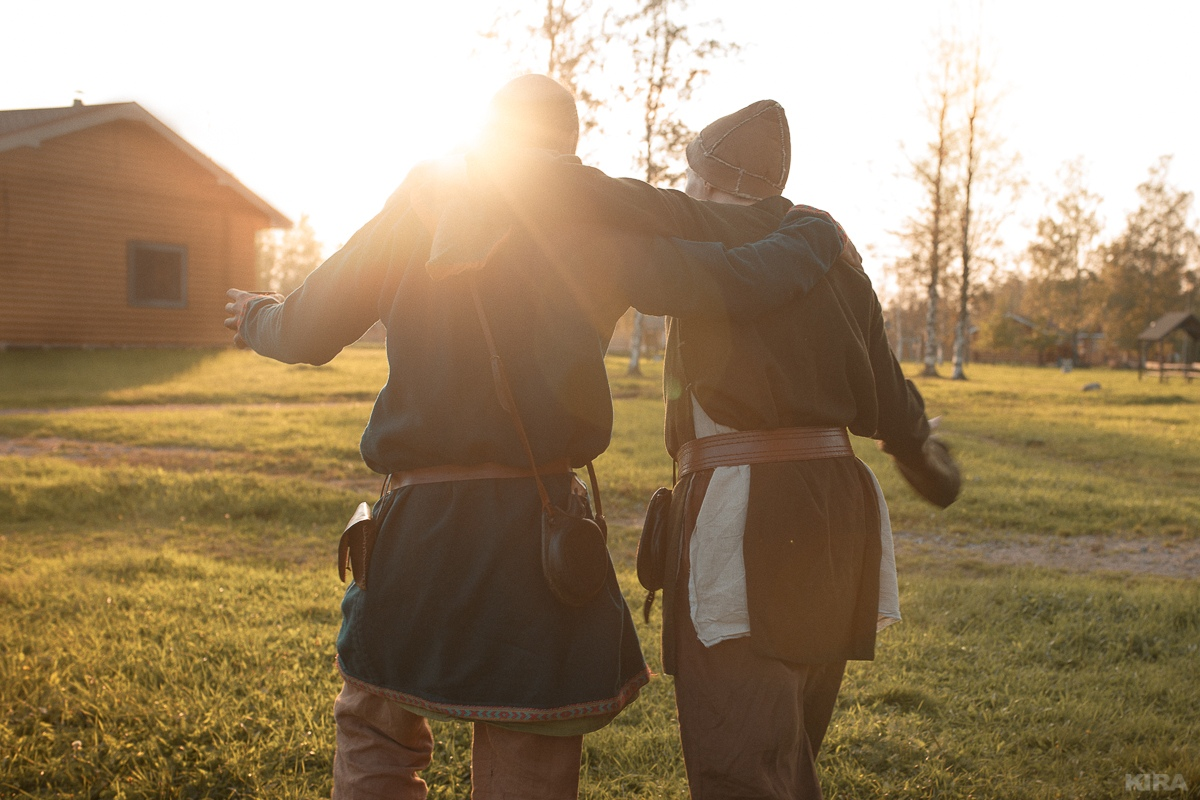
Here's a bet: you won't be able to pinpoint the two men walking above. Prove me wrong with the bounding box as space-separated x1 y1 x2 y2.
226 75 958 799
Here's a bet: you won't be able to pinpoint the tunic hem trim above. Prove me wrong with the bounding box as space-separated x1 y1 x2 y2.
337 657 651 723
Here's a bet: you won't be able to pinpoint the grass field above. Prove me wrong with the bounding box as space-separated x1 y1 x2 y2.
1 348 1198 799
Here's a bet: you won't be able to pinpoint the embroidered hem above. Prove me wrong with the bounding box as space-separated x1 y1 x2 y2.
337 656 651 723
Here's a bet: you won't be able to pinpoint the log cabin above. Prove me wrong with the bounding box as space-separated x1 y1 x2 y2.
0 100 290 347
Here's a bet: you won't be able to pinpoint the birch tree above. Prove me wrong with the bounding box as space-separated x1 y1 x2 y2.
620 0 735 375
950 39 1022 380
534 0 610 139
911 36 960 378
484 1 611 143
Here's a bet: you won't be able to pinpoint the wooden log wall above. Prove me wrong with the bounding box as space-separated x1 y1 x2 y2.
0 120 268 347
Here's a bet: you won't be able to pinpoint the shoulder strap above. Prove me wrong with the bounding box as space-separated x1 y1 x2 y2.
468 277 605 525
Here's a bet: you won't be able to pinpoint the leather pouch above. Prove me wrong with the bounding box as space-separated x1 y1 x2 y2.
636 487 673 622
338 501 377 590
542 485 609 607
637 488 673 591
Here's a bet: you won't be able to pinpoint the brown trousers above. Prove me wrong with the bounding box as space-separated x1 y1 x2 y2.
673 484 846 800
332 681 584 800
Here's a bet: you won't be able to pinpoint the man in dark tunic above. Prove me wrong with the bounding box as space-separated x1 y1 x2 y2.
224 76 850 799
655 101 962 799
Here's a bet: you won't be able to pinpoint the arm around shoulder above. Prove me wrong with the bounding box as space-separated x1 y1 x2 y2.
614 208 845 320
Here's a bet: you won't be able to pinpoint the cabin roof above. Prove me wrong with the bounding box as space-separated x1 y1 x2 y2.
0 101 291 228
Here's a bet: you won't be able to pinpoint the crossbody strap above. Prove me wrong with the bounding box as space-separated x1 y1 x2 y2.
468 277 605 527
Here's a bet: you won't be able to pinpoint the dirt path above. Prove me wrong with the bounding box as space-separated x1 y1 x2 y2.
899 532 1200 580
5 433 1198 579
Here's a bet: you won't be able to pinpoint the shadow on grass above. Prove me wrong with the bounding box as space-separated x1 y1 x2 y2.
0 348 223 408
1103 393 1196 405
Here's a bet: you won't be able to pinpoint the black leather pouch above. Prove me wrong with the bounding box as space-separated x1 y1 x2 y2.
636 486 674 622
541 486 609 607
338 501 377 590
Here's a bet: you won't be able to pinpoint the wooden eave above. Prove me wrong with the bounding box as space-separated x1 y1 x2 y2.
0 102 292 229
1137 312 1200 343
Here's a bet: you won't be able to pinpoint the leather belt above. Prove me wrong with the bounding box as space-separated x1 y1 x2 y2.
677 427 853 477
387 458 573 491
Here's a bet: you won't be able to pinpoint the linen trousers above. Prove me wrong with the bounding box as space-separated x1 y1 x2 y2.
332 681 584 800
672 480 846 800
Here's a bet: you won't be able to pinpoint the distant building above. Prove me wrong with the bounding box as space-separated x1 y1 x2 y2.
0 101 289 347
974 312 1104 366
1137 311 1199 381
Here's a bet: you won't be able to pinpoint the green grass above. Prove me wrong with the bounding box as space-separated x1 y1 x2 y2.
824 568 1199 798
3 544 1196 799
0 347 389 409
897 365 1199 538
2 351 1199 798
1 547 342 799
4 356 1195 539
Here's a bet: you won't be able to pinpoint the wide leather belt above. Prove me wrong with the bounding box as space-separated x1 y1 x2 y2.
387 458 573 491
677 427 853 477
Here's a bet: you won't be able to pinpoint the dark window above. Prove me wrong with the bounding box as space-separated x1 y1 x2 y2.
128 242 187 308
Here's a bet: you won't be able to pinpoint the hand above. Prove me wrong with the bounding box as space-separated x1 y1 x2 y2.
894 437 962 509
838 235 864 270
224 289 283 349
788 204 862 270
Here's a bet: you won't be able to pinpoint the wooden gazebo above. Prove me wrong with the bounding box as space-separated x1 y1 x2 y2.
1137 311 1200 382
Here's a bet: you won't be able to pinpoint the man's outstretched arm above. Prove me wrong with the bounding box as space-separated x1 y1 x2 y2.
866 295 962 508
610 208 848 320
225 163 435 364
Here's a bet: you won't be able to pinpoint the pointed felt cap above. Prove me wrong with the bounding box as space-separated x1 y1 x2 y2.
686 100 790 200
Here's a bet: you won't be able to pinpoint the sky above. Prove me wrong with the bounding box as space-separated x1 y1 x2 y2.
5 0 1198 293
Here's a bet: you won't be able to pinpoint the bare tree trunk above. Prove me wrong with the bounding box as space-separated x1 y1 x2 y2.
951 176 972 381
627 311 645 376
952 42 982 381
617 0 731 375
921 43 958 378
951 267 970 378
921 120 949 376
629 0 665 376
1072 253 1085 365
923 285 940 376
951 315 968 378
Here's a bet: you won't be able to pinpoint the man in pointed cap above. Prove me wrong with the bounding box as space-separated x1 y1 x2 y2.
650 100 961 799
226 76 852 798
